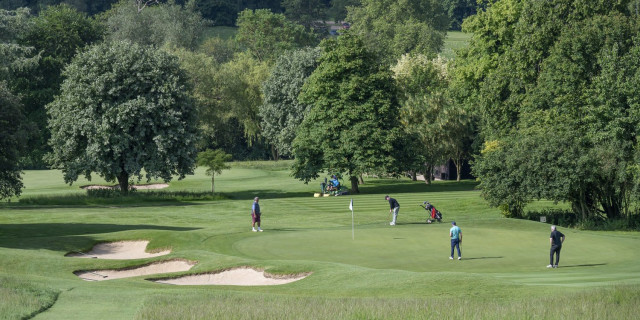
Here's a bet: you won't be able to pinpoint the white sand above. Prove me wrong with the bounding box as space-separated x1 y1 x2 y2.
66 241 171 259
153 267 310 286
75 260 196 281
80 183 169 190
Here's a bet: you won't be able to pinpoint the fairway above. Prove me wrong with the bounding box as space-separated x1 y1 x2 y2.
1 164 639 319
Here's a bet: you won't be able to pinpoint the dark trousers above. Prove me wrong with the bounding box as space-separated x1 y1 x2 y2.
550 245 562 265
451 239 461 258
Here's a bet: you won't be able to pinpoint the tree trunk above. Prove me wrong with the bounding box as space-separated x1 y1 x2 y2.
410 171 417 181
358 174 365 185
424 164 432 185
211 176 215 193
117 171 129 194
454 157 462 182
350 176 360 193
271 145 279 161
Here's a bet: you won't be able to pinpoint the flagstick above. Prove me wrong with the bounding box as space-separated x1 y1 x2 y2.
351 209 354 240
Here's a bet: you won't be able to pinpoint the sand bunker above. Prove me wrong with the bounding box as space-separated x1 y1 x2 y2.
75 259 196 281
66 241 171 260
152 267 310 286
81 183 169 190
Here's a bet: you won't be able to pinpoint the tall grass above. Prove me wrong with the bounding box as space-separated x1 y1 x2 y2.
0 276 59 320
135 285 640 320
6 191 227 206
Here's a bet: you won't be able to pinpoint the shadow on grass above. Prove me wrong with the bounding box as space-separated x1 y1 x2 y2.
0 223 199 251
227 180 479 200
558 263 607 268
462 256 504 260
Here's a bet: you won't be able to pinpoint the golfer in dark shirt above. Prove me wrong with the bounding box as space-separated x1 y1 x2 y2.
385 195 400 226
548 225 565 268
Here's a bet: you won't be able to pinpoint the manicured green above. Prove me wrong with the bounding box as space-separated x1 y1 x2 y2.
1 163 639 319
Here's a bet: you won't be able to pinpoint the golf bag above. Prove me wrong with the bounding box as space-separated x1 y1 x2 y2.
421 202 442 223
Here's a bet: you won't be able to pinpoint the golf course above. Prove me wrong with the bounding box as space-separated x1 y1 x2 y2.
1 161 639 319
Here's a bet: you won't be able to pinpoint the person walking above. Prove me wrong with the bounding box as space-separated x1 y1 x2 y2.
449 221 462 260
251 197 263 232
385 195 400 225
548 225 565 268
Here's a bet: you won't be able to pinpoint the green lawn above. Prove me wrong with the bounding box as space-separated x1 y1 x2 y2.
1 164 639 319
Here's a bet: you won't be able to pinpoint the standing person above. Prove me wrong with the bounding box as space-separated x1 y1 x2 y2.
449 221 462 260
548 225 565 268
251 197 263 232
385 195 400 225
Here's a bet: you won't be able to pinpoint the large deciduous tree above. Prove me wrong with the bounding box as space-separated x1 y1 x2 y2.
463 0 640 219
346 0 449 64
104 0 207 50
46 40 198 193
14 4 103 169
0 82 27 200
235 8 317 62
292 33 401 193
260 47 321 158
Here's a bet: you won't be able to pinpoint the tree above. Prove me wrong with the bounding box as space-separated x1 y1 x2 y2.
463 0 640 219
235 8 317 62
0 82 27 200
327 0 358 22
282 0 328 31
197 149 231 192
104 0 207 50
346 0 449 64
0 8 38 82
292 33 401 193
260 47 321 158
14 4 103 169
46 40 198 193
443 0 479 30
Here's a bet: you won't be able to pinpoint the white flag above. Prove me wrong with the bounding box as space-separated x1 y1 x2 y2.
349 198 353 211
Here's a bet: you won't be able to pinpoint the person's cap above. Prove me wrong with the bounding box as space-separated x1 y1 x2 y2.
385 195 389 199
451 221 456 225
423 201 427 204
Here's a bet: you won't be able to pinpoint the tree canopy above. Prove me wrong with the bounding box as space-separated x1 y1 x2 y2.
292 33 401 192
46 40 198 192
259 47 321 158
0 82 27 200
346 0 449 64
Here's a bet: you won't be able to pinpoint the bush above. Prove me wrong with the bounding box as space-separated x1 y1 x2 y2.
524 209 640 231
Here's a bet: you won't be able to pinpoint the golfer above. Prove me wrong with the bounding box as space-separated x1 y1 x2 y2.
449 221 462 260
385 195 400 225
548 225 565 268
251 197 263 232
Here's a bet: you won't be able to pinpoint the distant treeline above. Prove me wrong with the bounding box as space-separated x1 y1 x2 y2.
0 0 477 29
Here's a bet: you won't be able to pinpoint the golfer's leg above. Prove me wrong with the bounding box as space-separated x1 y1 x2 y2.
392 208 398 224
550 247 555 265
456 241 461 257
450 240 455 257
555 247 561 266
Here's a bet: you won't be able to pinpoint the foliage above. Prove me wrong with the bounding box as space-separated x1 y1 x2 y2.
235 8 317 62
443 0 480 31
282 0 328 31
464 1 640 220
327 0 358 22
197 149 231 192
260 47 321 158
292 33 401 192
103 0 207 50
0 82 27 200
46 40 198 193
0 8 38 82
346 0 449 64
14 4 103 169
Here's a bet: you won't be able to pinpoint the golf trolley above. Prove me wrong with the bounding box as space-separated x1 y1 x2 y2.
420 201 442 223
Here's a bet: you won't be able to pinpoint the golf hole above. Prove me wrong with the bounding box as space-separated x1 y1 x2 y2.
74 259 197 281
65 240 171 260
150 267 311 286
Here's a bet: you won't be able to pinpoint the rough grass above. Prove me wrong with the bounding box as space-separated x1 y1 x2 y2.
0 276 59 320
135 285 640 320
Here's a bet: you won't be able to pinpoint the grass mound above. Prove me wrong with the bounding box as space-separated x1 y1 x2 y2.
0 276 59 320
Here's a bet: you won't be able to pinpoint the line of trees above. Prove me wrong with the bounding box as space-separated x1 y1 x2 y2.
3 0 639 226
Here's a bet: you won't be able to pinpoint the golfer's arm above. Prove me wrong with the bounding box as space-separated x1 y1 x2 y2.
549 238 553 246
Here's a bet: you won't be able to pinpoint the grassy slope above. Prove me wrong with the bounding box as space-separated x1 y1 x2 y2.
1 165 639 319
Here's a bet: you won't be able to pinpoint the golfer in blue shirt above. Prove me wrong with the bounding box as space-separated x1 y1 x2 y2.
449 221 462 260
